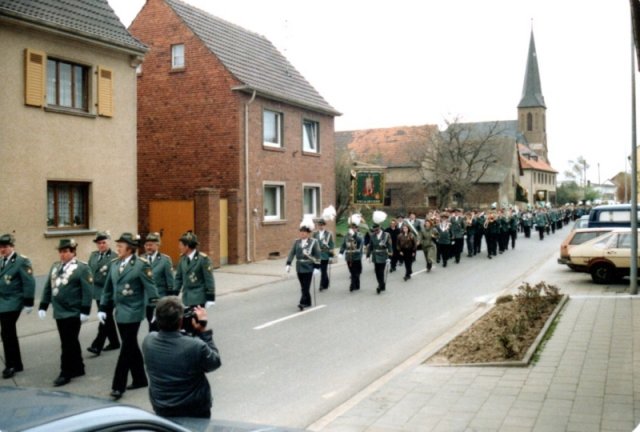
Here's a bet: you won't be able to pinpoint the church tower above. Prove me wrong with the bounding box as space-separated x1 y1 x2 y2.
518 29 548 163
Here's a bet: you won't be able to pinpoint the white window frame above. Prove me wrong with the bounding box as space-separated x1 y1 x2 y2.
302 184 321 217
263 182 285 222
263 110 283 147
171 44 185 69
302 119 319 153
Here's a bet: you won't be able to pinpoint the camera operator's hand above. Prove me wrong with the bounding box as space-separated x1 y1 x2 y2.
192 306 208 333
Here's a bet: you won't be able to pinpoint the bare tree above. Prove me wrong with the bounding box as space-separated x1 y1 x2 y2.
564 157 589 188
411 117 505 208
335 146 354 222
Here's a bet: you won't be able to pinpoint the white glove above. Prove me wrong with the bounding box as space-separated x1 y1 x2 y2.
285 265 291 273
23 306 33 314
80 314 89 323
313 269 320 278
386 258 391 265
151 314 157 323
38 310 46 320
97 311 107 324
205 301 215 309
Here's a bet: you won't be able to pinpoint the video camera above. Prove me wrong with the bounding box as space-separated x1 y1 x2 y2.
181 306 207 336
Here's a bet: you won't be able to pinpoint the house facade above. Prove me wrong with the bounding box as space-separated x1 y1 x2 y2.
130 0 339 265
0 0 145 272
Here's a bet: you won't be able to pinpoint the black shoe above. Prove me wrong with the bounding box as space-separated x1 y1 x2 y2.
488 255 492 259
376 287 381 294
53 375 71 387
87 346 100 356
298 304 305 311
403 276 408 281
103 344 120 351
2 367 18 379
443 262 447 267
126 382 148 390
70 370 85 378
110 390 124 400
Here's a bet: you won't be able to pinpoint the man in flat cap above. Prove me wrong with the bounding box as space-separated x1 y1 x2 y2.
0 234 35 379
87 231 120 355
99 233 158 400
366 223 392 294
286 221 321 311
143 232 174 332
174 232 215 309
38 239 93 387
339 221 364 292
312 219 334 291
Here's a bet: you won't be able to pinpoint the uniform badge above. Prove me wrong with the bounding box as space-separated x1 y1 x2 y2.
26 267 32 274
145 268 152 278
122 283 133 296
100 265 108 274
53 288 59 296
4 275 11 285
88 275 94 283
188 272 198 283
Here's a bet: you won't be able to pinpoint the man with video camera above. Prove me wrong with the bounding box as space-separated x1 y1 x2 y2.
142 296 221 418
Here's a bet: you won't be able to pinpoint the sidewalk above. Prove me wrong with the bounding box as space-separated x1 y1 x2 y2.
311 296 640 432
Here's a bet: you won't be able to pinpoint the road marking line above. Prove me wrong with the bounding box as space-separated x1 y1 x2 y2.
254 305 327 330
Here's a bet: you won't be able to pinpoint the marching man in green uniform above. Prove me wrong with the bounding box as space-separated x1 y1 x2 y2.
366 220 392 294
87 231 120 355
0 234 35 379
143 232 174 331
287 218 321 311
339 215 365 292
174 232 215 308
38 239 93 387
99 233 159 400
312 219 334 291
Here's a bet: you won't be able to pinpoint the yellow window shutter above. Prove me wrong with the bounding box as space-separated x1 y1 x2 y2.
97 66 114 117
24 48 45 107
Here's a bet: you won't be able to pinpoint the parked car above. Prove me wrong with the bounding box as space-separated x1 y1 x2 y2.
0 386 298 432
567 228 639 284
587 204 640 228
558 227 613 269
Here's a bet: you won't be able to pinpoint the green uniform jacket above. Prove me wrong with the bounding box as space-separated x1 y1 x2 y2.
419 227 438 249
87 249 116 301
340 233 364 262
174 251 215 306
287 238 321 273
508 215 519 232
100 255 159 323
436 223 452 245
40 259 92 319
534 213 548 227
146 253 175 297
449 216 466 239
366 231 392 263
486 219 499 235
0 253 35 313
497 216 508 233
312 230 335 261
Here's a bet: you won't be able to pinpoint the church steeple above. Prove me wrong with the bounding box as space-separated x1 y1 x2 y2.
518 30 546 109
517 28 548 163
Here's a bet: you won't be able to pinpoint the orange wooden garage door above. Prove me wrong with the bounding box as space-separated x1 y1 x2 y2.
149 200 194 264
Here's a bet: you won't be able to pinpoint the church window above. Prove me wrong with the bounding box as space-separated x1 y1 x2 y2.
527 113 533 131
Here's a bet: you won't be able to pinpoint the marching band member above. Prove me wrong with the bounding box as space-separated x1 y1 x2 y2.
286 217 321 311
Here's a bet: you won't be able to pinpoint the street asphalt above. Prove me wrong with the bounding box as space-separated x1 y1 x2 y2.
3 227 640 431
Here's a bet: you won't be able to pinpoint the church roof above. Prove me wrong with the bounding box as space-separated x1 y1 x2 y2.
0 0 146 53
164 0 339 116
518 30 546 109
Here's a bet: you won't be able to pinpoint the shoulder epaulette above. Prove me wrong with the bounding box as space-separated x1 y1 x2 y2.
139 256 150 264
199 252 209 258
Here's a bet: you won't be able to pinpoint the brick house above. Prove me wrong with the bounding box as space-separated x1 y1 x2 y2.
0 0 145 272
129 0 339 265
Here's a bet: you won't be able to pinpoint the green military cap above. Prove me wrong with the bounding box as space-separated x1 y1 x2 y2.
57 238 78 250
115 232 140 248
179 231 199 248
145 232 161 243
93 231 111 243
0 234 15 246
316 218 326 226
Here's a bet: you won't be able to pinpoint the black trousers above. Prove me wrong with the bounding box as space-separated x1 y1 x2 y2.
390 249 401 270
538 226 545 240
0 311 22 370
91 301 119 351
56 317 84 378
452 238 464 262
319 259 330 289
486 233 498 256
297 272 313 307
112 322 147 392
509 230 517 248
466 234 475 256
347 260 362 291
437 243 450 265
474 232 483 254
374 262 386 289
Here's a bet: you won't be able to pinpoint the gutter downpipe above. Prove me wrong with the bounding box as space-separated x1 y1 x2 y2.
245 90 257 263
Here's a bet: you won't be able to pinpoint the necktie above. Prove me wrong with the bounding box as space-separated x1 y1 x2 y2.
148 254 154 264
99 253 104 261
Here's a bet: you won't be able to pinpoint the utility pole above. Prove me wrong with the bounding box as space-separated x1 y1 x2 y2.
630 22 638 295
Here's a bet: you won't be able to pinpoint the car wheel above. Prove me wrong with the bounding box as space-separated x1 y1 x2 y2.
591 263 615 284
567 264 578 271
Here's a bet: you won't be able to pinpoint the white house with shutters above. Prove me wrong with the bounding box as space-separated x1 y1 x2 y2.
0 0 146 272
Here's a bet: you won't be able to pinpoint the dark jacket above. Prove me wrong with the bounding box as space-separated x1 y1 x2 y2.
143 329 221 417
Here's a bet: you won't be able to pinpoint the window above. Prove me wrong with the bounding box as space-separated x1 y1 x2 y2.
263 184 284 221
47 182 89 229
302 120 319 153
263 110 282 147
527 112 533 131
46 58 88 111
171 44 185 69
303 186 320 217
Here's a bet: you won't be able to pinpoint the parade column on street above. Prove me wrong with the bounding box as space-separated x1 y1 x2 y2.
99 233 158 400
87 231 120 356
38 238 93 387
143 232 175 332
0 234 35 380
286 217 321 311
339 214 364 292
366 210 392 294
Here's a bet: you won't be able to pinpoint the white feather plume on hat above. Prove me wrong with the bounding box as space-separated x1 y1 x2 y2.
299 216 315 232
321 205 337 222
372 210 387 224
348 213 362 227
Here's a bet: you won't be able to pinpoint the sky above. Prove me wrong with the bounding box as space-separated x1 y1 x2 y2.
109 0 636 184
